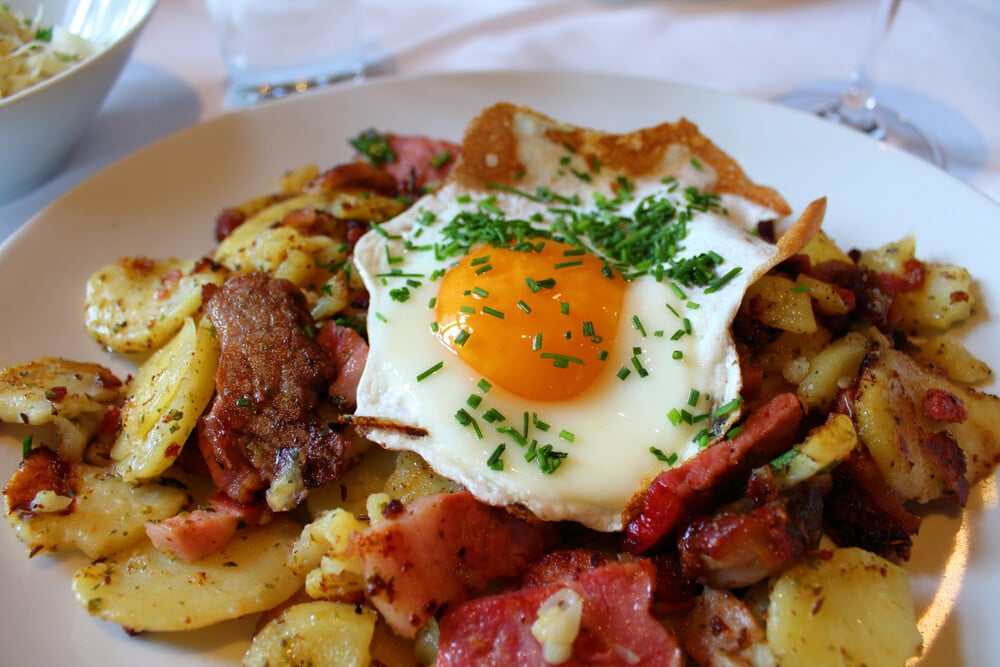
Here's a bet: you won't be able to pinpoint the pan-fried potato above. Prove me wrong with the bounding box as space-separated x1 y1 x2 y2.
767 547 922 666
0 357 123 461
909 334 993 384
111 317 219 482
857 235 915 276
796 331 870 411
5 462 188 558
306 440 400 519
895 263 975 332
798 229 853 266
243 601 377 667
854 346 1000 503
744 274 817 334
85 257 229 353
72 517 303 632
770 414 858 489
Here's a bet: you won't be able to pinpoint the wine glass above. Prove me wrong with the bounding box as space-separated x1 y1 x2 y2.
780 0 945 167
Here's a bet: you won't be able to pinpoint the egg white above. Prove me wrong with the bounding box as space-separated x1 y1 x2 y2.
354 149 784 532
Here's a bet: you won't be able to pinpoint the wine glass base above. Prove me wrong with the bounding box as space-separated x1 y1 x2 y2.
779 90 945 169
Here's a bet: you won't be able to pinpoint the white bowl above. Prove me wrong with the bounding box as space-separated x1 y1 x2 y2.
0 0 159 202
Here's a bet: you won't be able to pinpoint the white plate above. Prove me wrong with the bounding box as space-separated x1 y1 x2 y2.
1 70 997 666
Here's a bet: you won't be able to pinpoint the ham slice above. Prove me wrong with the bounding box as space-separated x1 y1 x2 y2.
435 560 683 667
145 492 272 563
351 490 546 639
315 322 369 409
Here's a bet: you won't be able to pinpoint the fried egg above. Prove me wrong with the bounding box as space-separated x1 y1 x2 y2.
353 104 820 531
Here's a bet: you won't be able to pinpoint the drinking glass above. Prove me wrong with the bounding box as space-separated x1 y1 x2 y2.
205 0 364 108
780 0 944 167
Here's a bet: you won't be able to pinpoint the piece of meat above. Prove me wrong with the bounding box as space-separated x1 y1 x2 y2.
623 393 803 554
920 430 969 506
435 560 683 667
351 490 547 639
520 548 613 589
198 272 351 510
315 322 369 410
923 388 969 424
648 551 702 615
823 447 922 561
678 478 827 589
3 447 77 517
144 492 273 563
306 160 400 197
382 135 461 196
679 587 769 667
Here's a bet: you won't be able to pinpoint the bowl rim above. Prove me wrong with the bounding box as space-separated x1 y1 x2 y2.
0 0 160 111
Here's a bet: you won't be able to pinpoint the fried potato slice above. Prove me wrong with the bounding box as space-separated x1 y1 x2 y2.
85 257 229 353
4 461 188 558
72 517 303 632
111 317 219 482
243 601 377 667
0 357 122 461
854 346 1000 503
909 334 993 385
767 547 922 666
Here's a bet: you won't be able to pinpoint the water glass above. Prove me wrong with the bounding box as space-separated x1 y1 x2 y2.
205 0 363 108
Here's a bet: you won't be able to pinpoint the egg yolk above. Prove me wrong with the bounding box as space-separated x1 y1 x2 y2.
435 241 626 401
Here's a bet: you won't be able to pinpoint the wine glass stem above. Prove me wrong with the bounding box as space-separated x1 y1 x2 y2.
828 0 902 137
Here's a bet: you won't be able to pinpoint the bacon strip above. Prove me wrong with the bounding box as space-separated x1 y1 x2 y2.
351 490 546 638
315 322 369 410
623 393 803 554
436 560 683 667
3 447 77 518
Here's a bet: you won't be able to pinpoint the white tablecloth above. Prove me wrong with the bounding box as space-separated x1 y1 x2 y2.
1 0 997 243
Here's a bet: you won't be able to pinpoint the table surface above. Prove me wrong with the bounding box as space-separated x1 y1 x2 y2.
1 0 997 244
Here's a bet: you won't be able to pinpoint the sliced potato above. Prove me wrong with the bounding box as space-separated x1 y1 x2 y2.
243 600 377 667
854 346 1000 503
744 274 817 334
383 450 462 504
798 229 853 266
771 414 857 489
857 235 916 276
0 357 123 461
895 263 975 332
72 517 303 632
214 193 332 272
306 441 400 519
85 257 229 353
796 331 870 411
767 547 922 666
111 317 219 482
909 334 993 384
5 462 188 558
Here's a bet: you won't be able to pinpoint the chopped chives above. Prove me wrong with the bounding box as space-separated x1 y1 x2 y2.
560 302 570 315
416 361 444 382
582 321 595 337
455 329 471 346
473 286 489 298
483 408 506 423
486 444 506 471
632 315 647 337
559 429 576 443
427 296 437 308
672 350 683 360
617 367 632 380
667 408 683 426
474 264 493 275
532 333 543 350
687 389 700 407
477 379 493 392
467 394 483 408
482 306 505 319
460 306 476 314
517 300 532 313
554 260 584 269
713 397 743 418
540 352 584 366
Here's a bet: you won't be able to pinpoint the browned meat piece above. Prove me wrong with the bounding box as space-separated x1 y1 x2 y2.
198 271 350 510
823 447 922 561
680 587 768 667
678 479 827 589
3 447 77 518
